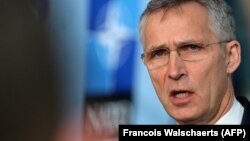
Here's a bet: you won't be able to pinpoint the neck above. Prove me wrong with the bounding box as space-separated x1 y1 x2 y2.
208 79 235 124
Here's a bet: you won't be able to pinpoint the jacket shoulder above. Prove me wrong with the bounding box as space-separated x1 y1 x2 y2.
236 96 250 125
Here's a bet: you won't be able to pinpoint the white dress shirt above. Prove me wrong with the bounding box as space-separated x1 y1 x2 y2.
215 96 244 125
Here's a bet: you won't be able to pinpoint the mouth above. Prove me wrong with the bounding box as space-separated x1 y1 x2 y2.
170 90 194 105
173 91 189 98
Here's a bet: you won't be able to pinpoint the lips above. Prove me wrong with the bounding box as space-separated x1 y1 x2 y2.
170 90 194 105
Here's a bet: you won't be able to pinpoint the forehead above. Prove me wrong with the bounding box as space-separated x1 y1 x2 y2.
143 1 216 50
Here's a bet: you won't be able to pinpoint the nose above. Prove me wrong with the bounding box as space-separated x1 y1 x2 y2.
168 52 187 80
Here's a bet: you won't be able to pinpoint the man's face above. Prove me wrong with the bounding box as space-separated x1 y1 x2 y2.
143 2 231 124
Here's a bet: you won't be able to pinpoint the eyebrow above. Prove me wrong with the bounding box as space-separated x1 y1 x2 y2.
174 39 205 47
152 44 168 50
145 44 168 53
146 39 205 52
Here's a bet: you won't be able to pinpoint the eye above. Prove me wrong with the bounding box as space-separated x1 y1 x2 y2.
149 48 168 59
180 44 204 52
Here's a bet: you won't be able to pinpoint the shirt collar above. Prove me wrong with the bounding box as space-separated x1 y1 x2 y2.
215 96 244 125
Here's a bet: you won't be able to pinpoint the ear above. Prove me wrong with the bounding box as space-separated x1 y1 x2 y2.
225 40 241 74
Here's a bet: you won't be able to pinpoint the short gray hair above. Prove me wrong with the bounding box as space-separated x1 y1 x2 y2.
139 0 236 44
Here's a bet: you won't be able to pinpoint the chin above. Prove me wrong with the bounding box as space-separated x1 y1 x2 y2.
171 112 201 124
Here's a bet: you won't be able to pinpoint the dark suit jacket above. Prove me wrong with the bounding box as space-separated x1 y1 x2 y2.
236 96 250 125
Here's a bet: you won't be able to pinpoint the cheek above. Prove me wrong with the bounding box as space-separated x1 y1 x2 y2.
185 58 216 97
188 64 211 93
149 68 168 95
189 54 228 103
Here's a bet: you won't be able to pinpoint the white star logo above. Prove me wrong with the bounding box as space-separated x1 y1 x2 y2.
96 2 131 70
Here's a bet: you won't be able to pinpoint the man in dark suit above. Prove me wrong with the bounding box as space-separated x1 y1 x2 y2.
237 97 250 124
139 0 250 124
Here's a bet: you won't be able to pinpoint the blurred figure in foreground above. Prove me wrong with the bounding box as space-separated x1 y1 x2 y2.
0 0 59 141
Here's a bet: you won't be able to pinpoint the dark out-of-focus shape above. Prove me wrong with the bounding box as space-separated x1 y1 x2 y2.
0 0 59 141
